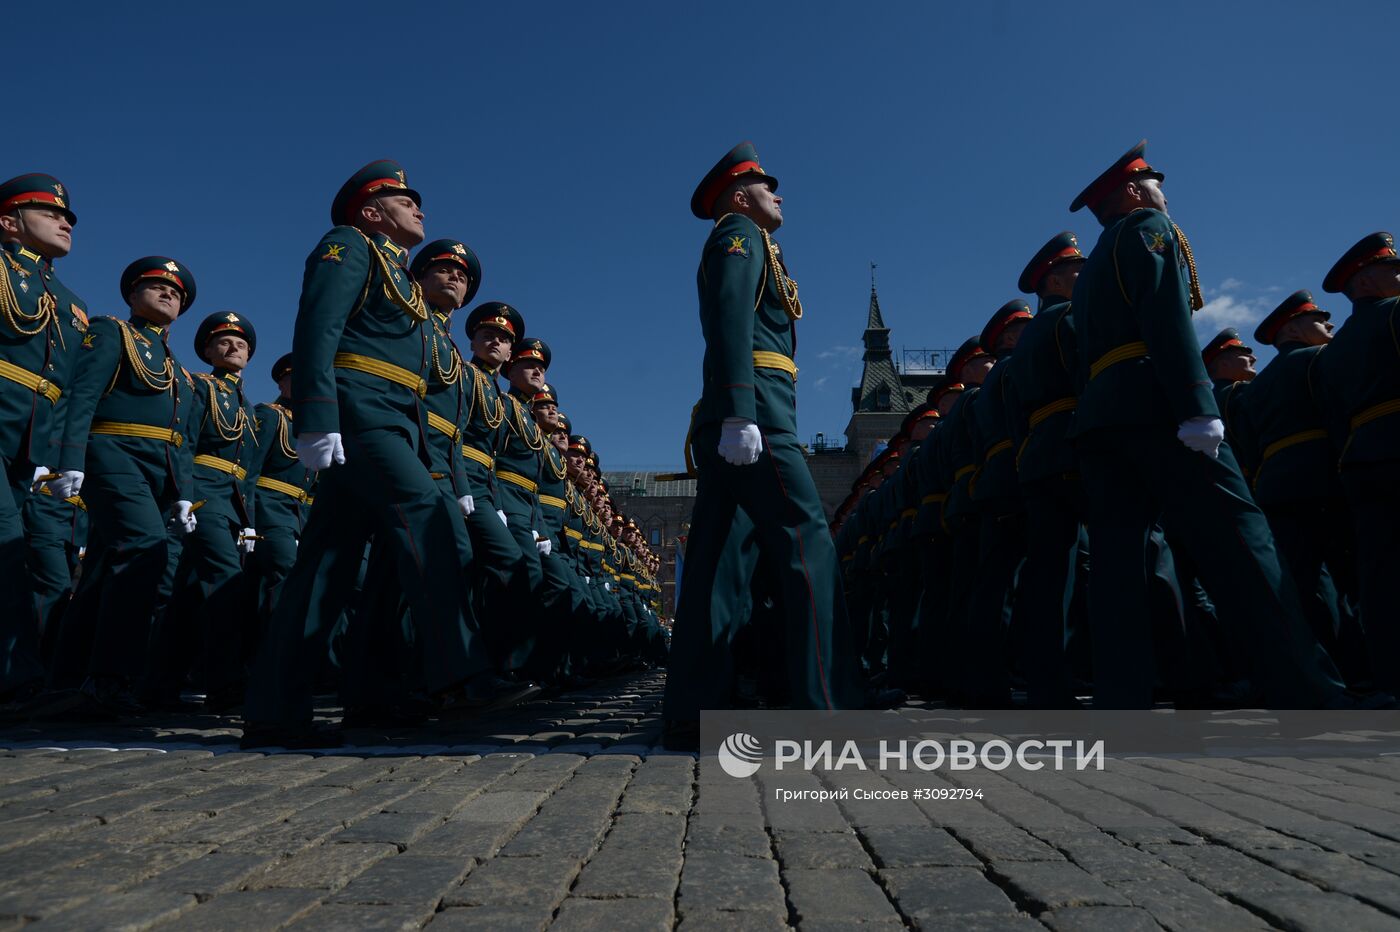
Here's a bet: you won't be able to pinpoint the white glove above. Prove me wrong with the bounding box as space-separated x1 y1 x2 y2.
536 535 552 556
296 431 345 470
1177 416 1225 459
46 470 84 499
458 494 475 516
496 509 509 527
173 500 198 535
604 582 612 592
718 417 763 466
584 576 591 584
239 528 257 554
31 465 50 487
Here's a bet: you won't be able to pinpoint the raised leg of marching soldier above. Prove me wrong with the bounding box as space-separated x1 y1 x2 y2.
24 490 85 665
0 464 44 696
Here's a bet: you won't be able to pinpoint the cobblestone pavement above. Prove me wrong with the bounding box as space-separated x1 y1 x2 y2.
2 675 1400 930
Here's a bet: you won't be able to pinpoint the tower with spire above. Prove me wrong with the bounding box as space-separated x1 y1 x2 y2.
843 264 917 463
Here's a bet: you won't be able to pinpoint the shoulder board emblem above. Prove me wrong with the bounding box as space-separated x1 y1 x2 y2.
321 243 346 263
1140 229 1170 254
725 234 750 258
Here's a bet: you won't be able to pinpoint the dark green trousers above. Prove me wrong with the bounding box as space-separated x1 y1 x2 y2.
244 426 487 730
1341 463 1400 694
1077 428 1345 708
664 425 861 721
0 457 42 694
22 490 84 664
1018 477 1081 707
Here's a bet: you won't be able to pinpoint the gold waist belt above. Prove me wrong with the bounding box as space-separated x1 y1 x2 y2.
194 454 247 481
954 464 976 481
1029 396 1077 428
461 444 494 469
921 493 946 505
1350 398 1400 432
257 475 309 503
91 420 183 447
752 351 798 381
333 352 427 398
1261 429 1328 465
983 439 1013 461
426 410 460 441
496 470 538 493
900 508 917 519
580 540 605 551
539 494 567 509
1089 341 1149 380
564 528 584 540
37 487 85 509
0 359 60 403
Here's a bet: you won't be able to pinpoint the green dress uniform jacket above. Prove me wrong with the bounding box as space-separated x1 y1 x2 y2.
1070 207 1344 708
249 399 313 619
50 316 200 688
0 242 86 693
1315 295 1400 694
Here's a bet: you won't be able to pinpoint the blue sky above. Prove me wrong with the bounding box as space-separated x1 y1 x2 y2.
26 2 1400 467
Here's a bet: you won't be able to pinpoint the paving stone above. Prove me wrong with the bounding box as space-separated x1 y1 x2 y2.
424 906 551 931
990 860 1132 910
409 818 520 860
1253 847 1400 915
953 826 1066 862
1040 906 1166 931
1111 877 1272 931
1035 830 1179 882
169 889 325 931
442 855 581 907
34 889 196 931
878 867 1020 920
617 781 693 815
675 911 788 931
572 814 685 899
249 842 399 890
859 823 982 868
677 851 785 915
331 810 444 848
285 902 434 931
450 790 549 824
0 812 97 851
138 851 279 897
552 897 673 931
799 921 905 932
784 867 900 923
333 854 473 907
42 843 213 891
773 830 872 869
684 820 772 857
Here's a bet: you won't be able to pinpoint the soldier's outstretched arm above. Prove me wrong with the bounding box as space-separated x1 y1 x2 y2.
290 230 371 437
51 317 124 474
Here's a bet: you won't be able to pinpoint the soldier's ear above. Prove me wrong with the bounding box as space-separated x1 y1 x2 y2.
0 213 20 237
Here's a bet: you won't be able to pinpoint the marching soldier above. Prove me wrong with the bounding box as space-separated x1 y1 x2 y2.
1003 231 1087 707
248 353 315 624
49 257 201 715
0 173 87 708
151 311 263 709
1317 234 1400 694
909 377 961 695
242 160 490 748
1200 327 1255 469
1067 140 1360 708
664 142 863 749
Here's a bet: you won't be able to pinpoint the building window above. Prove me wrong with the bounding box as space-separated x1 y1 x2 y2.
649 527 661 546
875 387 891 410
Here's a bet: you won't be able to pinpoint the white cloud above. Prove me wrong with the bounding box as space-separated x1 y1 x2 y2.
814 375 830 389
1195 293 1265 327
1218 277 1245 293
816 344 862 362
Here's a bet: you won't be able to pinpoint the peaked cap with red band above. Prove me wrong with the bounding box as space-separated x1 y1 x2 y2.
1019 231 1084 295
899 400 941 435
331 159 421 227
0 173 76 225
1069 140 1164 214
947 336 989 381
121 256 197 313
533 383 559 407
928 376 966 407
411 238 482 306
271 352 294 383
465 301 524 342
568 434 592 456
980 299 1033 353
1322 231 1400 294
690 141 779 219
1253 290 1328 345
556 411 571 434
510 337 551 371
194 311 258 363
1201 327 1253 367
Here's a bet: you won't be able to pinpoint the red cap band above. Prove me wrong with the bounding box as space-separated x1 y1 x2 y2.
699 160 765 218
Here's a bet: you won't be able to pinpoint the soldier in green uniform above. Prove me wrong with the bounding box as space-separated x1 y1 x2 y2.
664 142 863 748
1230 292 1364 681
0 173 87 708
23 483 87 664
885 404 939 692
1200 328 1255 468
1317 234 1400 694
1067 141 1361 708
242 160 491 748
49 257 201 715
966 300 1033 705
1003 232 1087 707
151 311 263 709
910 377 961 696
249 353 315 626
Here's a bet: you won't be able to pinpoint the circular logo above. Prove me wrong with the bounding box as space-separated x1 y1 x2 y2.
717 732 763 778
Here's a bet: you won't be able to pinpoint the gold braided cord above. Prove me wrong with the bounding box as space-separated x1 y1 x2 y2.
1172 223 1205 312
267 403 297 458
355 231 428 322
115 320 175 391
202 377 250 442
542 444 567 481
0 255 56 336
430 314 463 385
505 393 545 452
470 366 504 429
759 229 803 321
